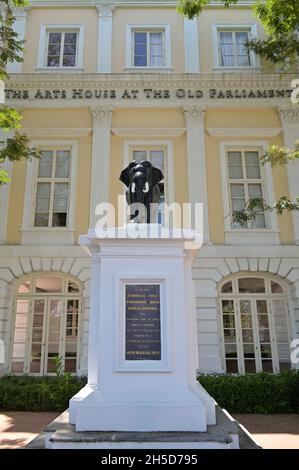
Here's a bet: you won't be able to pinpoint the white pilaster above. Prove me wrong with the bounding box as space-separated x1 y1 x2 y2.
89 106 114 228
96 4 114 73
184 106 210 243
6 7 29 74
279 106 299 244
184 18 200 73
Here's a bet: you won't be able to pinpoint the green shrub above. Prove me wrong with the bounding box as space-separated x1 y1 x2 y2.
0 375 87 411
198 370 299 414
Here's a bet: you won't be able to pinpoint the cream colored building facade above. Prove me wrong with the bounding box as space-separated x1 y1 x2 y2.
0 0 299 377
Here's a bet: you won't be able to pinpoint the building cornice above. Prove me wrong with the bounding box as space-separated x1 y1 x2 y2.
28 1 254 8
207 127 282 137
111 128 185 137
22 128 92 137
6 72 296 89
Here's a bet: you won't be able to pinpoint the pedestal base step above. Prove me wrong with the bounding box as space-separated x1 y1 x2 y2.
26 406 261 449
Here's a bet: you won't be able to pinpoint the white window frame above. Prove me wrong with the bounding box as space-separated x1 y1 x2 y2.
34 149 71 230
10 273 82 376
212 24 261 72
219 141 279 245
219 274 291 374
125 24 172 71
36 24 84 72
21 141 78 245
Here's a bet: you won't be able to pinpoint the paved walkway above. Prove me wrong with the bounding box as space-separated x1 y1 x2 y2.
0 412 298 449
234 414 299 449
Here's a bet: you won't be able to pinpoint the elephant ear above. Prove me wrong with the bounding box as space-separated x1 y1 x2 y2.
119 161 136 187
151 166 164 187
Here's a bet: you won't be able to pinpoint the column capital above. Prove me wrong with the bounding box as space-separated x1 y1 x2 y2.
90 106 114 126
183 106 206 126
12 6 30 18
96 3 115 17
278 106 299 125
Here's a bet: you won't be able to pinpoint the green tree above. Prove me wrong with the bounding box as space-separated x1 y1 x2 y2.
0 0 39 185
178 0 299 224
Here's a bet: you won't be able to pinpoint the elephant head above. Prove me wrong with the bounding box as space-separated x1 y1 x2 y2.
119 160 164 205
119 160 164 223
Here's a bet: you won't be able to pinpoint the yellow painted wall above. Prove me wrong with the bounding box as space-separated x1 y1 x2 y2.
6 159 27 244
23 8 98 73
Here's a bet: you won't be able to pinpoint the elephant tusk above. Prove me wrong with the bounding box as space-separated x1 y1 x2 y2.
131 182 136 193
143 182 149 193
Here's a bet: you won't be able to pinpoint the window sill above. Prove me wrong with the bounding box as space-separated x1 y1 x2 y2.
213 66 262 73
20 228 76 245
124 66 173 73
35 67 84 73
224 229 280 246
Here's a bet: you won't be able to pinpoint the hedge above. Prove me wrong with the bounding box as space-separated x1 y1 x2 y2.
0 375 87 411
0 371 298 413
198 370 299 414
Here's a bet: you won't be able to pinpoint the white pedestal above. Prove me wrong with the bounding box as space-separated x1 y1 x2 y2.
69 226 216 432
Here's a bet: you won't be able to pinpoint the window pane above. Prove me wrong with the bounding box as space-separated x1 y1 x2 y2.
47 32 61 67
243 343 255 358
223 315 235 328
228 152 243 179
230 184 245 197
150 32 163 66
133 151 147 162
235 31 250 67
256 300 267 313
134 32 147 66
150 151 164 170
221 281 233 293
271 281 283 294
242 329 254 342
248 184 263 198
13 343 26 359
52 183 68 227
68 281 80 293
55 150 70 178
241 314 252 328
240 300 251 314
35 183 51 211
245 152 260 179
35 277 63 293
226 359 238 373
18 281 30 294
260 344 272 358
224 329 236 342
225 343 237 358
38 151 53 177
238 278 265 293
231 198 246 211
259 330 270 343
219 32 234 67
62 32 77 67
16 299 29 314
222 300 234 314
258 315 269 328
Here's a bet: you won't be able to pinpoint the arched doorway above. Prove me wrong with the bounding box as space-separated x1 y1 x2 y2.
219 274 291 374
10 274 81 375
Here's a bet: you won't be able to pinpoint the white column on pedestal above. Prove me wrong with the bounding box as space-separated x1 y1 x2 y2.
279 106 299 244
184 18 200 73
6 7 29 73
96 4 114 73
184 106 210 243
89 106 114 228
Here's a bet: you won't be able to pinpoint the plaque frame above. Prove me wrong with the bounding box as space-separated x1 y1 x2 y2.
114 275 172 372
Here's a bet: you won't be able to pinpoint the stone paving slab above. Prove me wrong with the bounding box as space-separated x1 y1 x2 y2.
0 411 298 449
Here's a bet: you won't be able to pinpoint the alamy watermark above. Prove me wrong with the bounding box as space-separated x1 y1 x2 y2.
94 198 203 240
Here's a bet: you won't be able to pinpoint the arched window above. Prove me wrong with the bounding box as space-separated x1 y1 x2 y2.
219 275 291 374
11 275 81 375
